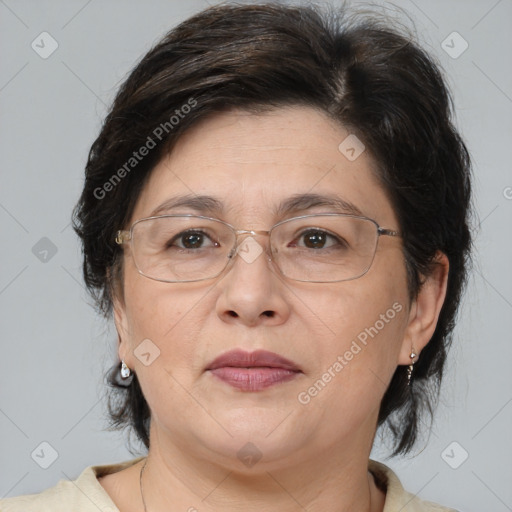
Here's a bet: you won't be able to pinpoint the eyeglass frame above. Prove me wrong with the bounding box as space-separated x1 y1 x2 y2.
115 213 401 284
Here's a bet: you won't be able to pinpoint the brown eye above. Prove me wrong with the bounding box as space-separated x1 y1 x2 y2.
302 230 328 249
181 232 204 249
291 229 343 250
167 230 217 250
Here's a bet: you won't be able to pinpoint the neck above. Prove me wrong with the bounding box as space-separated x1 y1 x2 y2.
139 427 383 512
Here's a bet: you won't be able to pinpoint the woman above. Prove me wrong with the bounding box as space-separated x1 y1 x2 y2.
2 2 471 511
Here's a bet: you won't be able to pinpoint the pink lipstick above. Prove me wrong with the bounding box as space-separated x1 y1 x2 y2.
206 349 302 391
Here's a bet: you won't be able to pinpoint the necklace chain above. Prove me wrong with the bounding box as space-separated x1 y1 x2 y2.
140 459 148 512
139 458 373 512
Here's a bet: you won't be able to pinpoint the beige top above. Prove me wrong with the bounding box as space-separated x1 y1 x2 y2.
0 458 457 511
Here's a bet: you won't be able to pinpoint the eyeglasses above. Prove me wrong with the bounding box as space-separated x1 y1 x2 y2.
115 214 401 283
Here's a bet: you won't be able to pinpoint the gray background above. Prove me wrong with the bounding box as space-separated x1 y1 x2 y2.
1 1 511 510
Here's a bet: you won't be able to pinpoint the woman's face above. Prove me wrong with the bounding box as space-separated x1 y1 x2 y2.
115 106 419 469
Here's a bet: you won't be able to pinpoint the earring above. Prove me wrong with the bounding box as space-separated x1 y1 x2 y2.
407 348 417 386
120 360 131 379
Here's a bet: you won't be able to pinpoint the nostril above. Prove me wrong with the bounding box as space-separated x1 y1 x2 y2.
228 311 238 318
263 310 275 317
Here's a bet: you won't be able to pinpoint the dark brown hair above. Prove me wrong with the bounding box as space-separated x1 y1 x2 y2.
73 2 472 455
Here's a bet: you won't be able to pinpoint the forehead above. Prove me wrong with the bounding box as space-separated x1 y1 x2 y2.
131 107 397 227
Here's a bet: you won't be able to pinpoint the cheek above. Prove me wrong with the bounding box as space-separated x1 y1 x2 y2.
302 251 409 389
311 290 406 375
121 274 213 421
122 269 207 368
294 288 407 439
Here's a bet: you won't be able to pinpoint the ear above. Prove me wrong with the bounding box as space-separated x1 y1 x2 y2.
107 265 132 364
398 251 449 365
112 294 132 365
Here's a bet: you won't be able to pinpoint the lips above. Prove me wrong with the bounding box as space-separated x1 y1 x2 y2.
205 349 302 391
206 349 301 372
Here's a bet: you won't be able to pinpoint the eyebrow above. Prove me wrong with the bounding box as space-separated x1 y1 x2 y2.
276 193 364 217
150 195 224 217
148 192 364 218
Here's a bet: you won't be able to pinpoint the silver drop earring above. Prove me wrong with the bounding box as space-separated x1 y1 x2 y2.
120 360 131 379
407 348 417 386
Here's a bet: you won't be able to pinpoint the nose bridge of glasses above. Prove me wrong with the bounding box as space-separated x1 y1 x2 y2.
234 229 270 236
231 229 272 262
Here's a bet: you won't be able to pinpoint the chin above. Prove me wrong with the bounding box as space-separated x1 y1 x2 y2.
198 407 305 463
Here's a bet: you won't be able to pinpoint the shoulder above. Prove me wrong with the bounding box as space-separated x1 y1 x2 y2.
369 460 460 512
0 457 145 512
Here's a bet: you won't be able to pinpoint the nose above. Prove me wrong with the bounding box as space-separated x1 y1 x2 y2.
215 235 291 327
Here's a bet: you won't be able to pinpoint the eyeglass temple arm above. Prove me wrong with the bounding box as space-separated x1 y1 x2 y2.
378 228 401 237
115 230 131 245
